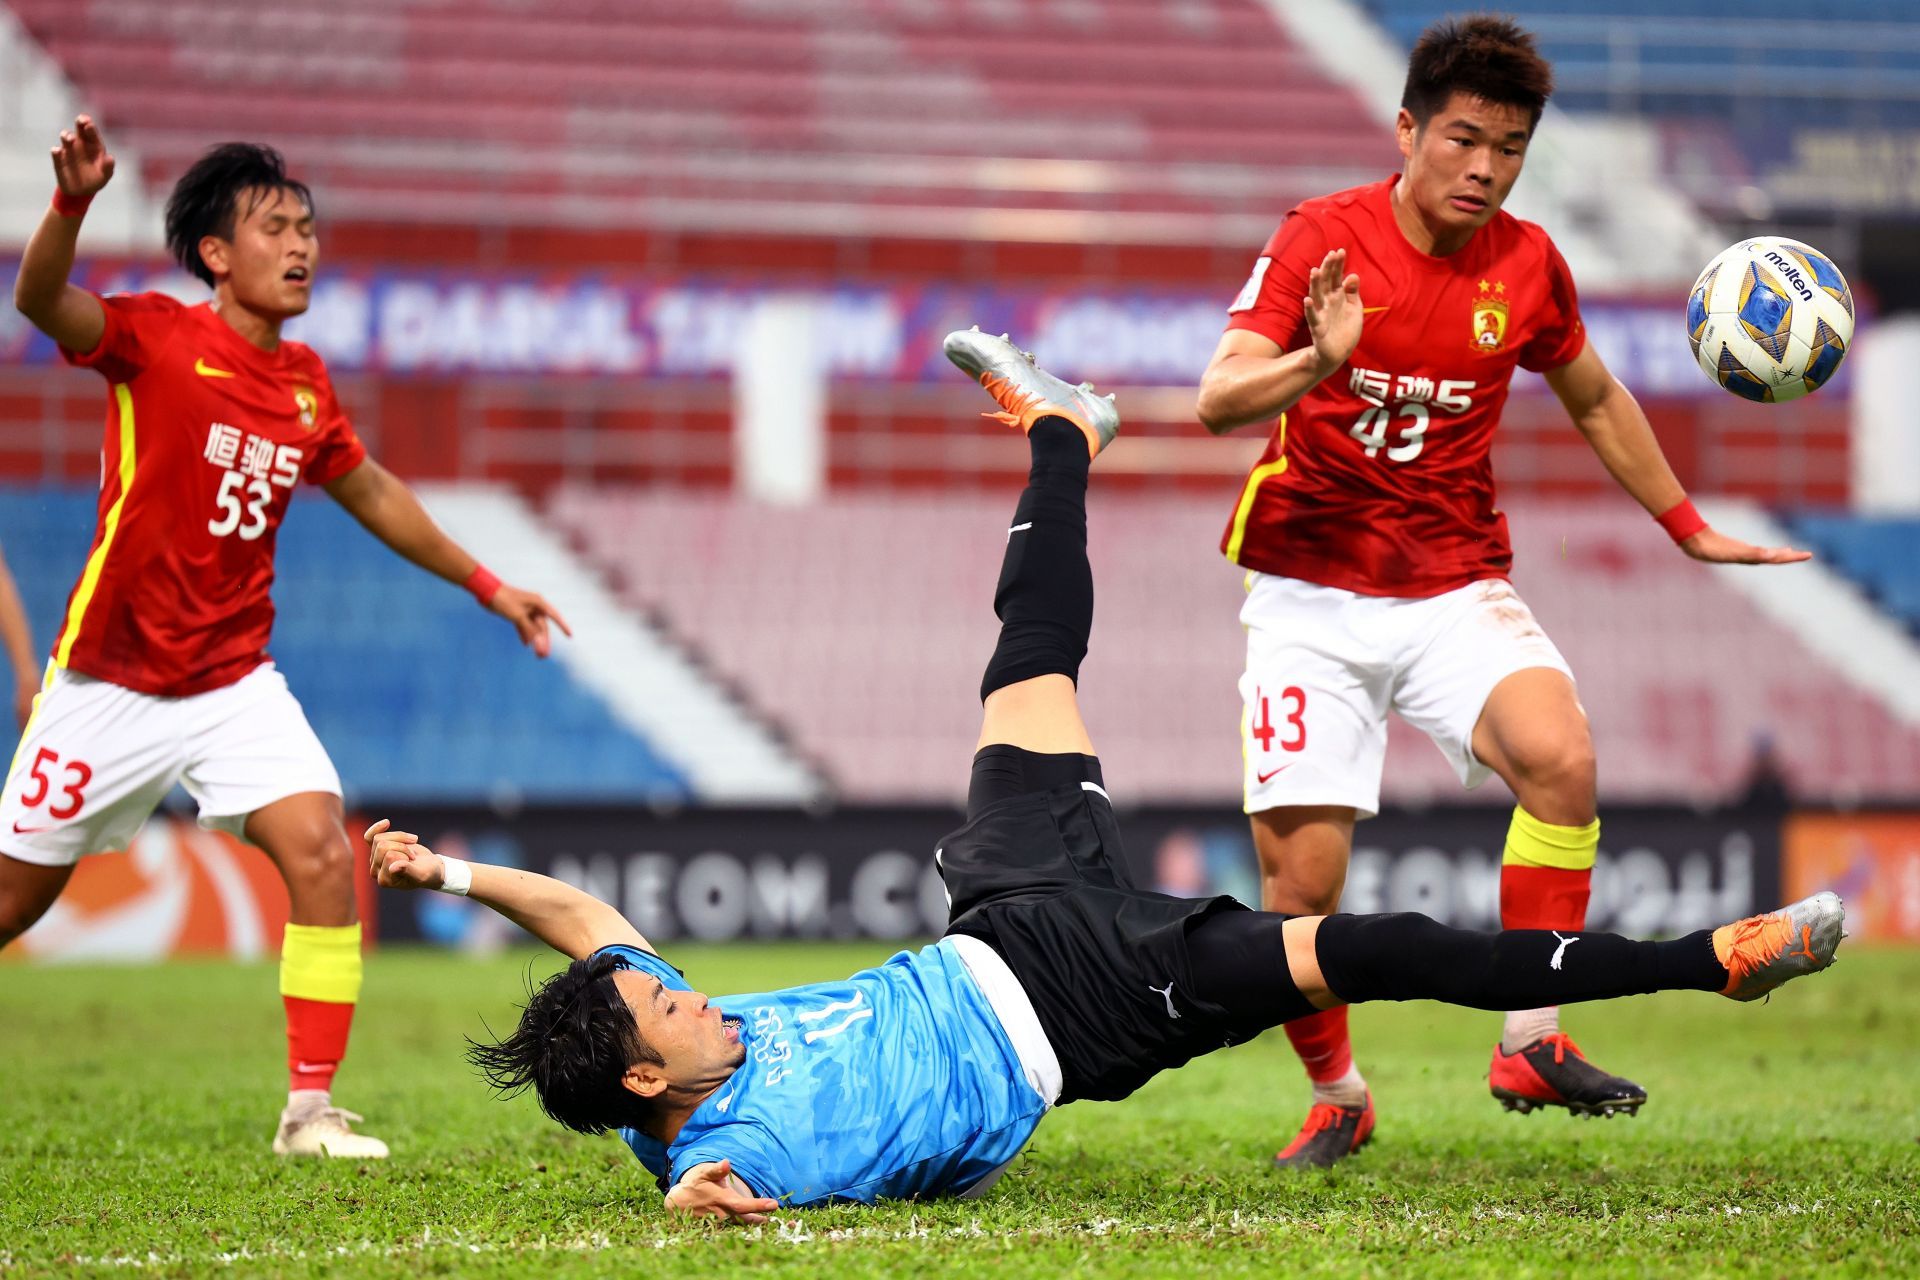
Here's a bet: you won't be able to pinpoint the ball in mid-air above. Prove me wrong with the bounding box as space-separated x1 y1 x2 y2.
1687 237 1854 403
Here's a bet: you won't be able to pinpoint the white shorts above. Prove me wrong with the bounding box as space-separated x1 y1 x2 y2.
1238 574 1574 819
0 663 341 868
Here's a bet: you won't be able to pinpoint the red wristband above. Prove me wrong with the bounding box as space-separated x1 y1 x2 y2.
464 565 502 606
51 189 93 218
1655 498 1707 544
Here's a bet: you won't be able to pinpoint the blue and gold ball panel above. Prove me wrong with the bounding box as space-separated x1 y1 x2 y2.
1737 262 1793 349
1717 344 1775 403
1787 246 1854 320
1805 317 1847 390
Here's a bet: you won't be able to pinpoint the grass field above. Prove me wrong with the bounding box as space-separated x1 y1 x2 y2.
3 942 1916 1279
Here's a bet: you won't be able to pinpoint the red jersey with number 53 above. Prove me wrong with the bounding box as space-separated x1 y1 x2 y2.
1219 175 1586 598
53 292 367 696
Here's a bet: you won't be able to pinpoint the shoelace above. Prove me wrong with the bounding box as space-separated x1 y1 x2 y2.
979 372 1042 427
1530 1032 1585 1067
1297 1101 1360 1136
1718 911 1794 988
290 1105 365 1133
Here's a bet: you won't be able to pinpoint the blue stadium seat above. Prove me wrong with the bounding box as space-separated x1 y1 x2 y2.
0 488 690 804
1361 3 1920 130
1785 511 1920 632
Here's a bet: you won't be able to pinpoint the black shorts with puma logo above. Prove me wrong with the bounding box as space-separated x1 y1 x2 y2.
939 746 1254 1104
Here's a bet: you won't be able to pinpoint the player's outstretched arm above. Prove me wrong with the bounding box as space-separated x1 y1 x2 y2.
665 1161 780 1225
11 116 111 355
1196 248 1362 434
0 544 40 727
325 460 574 655
365 819 647 960
1545 344 1811 565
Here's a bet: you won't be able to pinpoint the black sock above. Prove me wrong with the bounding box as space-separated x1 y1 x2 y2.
1314 913 1729 1010
980 417 1093 702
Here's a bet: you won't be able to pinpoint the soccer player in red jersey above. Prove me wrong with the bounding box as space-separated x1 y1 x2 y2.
3 119 571 1157
1195 18 1810 1168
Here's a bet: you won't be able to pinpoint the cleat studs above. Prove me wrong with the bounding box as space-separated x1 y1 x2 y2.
999 332 1010 341
1078 381 1093 391
970 324 980 332
1105 392 1116 402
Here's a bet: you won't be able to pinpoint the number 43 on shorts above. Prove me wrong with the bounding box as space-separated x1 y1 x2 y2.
1252 686 1306 755
17 746 93 822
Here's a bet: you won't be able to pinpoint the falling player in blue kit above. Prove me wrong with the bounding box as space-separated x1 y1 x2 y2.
368 331 1843 1221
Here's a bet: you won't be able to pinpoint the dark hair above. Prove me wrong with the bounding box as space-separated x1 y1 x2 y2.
467 951 663 1135
163 142 314 287
1401 14 1554 132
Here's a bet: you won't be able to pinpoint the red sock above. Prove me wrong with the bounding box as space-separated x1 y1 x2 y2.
284 996 356 1094
1283 1004 1353 1083
1499 865 1592 932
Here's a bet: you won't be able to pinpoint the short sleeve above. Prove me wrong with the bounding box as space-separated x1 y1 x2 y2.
1222 212 1329 352
300 368 370 486
593 943 692 992
60 291 185 382
674 1126 789 1203
1517 237 1587 372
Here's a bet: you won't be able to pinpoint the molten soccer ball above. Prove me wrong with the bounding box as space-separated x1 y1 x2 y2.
1687 237 1854 403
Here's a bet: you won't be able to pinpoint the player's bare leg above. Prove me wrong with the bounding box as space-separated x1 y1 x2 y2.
1471 668 1644 1118
247 791 388 1158
1250 807 1375 1168
0 856 75 949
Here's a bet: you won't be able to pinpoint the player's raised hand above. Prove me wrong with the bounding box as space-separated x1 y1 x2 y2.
489 585 573 659
666 1160 780 1226
1679 528 1813 566
50 115 115 198
363 818 443 890
1304 247 1363 374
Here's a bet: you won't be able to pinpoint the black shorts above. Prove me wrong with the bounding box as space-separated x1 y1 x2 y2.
939 745 1252 1104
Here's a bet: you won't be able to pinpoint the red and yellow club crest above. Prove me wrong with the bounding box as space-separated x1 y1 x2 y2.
1471 279 1509 354
291 385 318 431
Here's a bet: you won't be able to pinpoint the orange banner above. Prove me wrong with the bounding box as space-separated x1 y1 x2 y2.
1783 812 1920 943
3 815 376 962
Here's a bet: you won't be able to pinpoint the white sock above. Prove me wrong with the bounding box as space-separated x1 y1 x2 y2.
287 1088 330 1114
1310 1063 1368 1109
1502 1006 1559 1054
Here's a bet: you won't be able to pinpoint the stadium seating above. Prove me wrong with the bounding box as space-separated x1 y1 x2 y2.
1785 513 1920 633
0 489 689 803
7 0 1399 240
550 487 1920 806
1361 3 1920 130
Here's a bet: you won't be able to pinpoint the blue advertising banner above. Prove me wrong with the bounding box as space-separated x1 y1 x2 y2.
0 262 1743 397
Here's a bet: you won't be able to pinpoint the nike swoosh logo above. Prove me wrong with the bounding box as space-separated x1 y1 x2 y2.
195 358 236 378
1362 306 1391 314
11 820 53 835
1255 765 1294 784
294 1061 332 1073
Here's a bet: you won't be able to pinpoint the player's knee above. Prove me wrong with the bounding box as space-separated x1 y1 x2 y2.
1509 732 1596 799
1261 865 1343 917
0 890 49 946
274 824 354 893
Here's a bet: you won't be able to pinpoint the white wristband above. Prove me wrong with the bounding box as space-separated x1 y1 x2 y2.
437 855 473 897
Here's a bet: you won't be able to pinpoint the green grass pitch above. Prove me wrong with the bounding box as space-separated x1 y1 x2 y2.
3 943 1916 1279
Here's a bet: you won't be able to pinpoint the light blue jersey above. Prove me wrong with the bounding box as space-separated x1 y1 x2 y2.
606 940 1047 1207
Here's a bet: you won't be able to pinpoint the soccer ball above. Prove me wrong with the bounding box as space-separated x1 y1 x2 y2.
1687 237 1854 403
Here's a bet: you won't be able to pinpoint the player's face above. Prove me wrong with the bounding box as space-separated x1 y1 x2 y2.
1397 92 1531 241
205 187 317 319
614 969 746 1101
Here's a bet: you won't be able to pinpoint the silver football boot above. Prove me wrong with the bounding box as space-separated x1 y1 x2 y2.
943 327 1120 458
1711 890 1844 1001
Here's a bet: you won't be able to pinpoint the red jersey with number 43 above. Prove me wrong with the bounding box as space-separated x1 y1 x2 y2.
53 292 367 696
1219 175 1586 597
